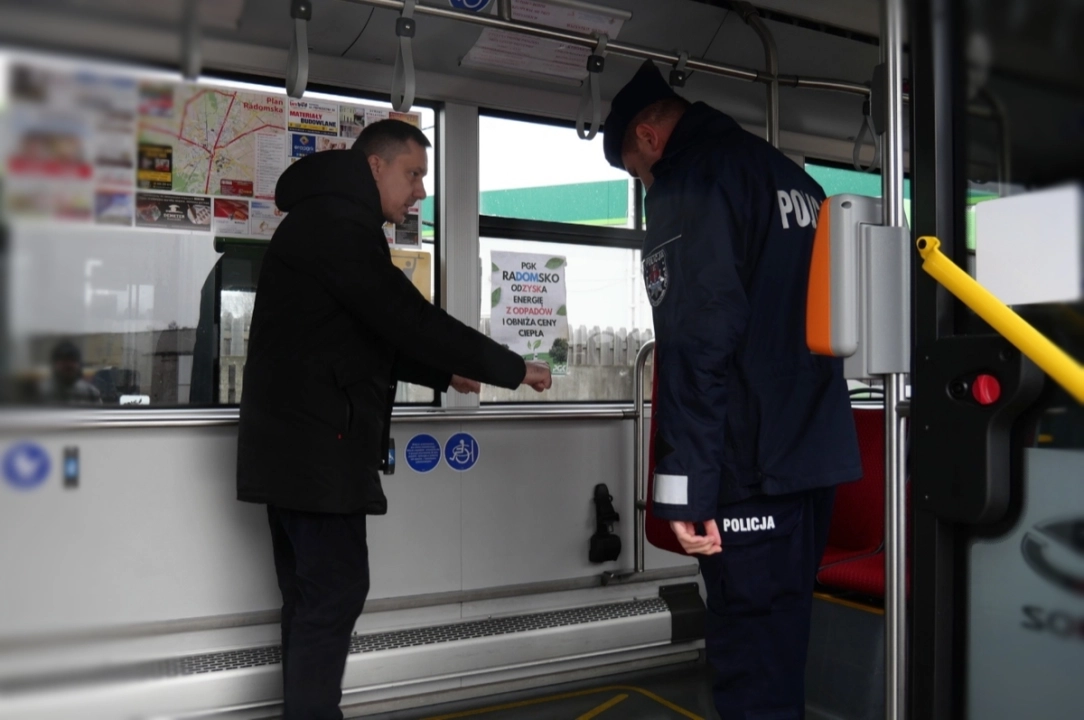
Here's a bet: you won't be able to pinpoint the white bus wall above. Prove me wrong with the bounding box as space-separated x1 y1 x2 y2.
0 417 692 644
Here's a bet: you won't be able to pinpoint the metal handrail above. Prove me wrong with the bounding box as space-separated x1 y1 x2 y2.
339 0 871 97
881 1 908 717
736 1 780 148
0 405 638 433
632 339 655 574
917 236 1084 403
602 338 654 586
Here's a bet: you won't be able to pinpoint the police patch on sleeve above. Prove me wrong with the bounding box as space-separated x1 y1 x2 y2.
643 247 669 306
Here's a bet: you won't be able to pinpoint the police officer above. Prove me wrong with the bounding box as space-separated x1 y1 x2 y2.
603 61 861 719
237 119 552 719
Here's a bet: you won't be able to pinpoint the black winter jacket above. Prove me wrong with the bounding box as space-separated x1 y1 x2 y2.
237 150 525 514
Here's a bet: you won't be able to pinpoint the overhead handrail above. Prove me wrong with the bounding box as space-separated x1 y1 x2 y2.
391 0 418 111
576 34 608 140
340 0 877 98
286 0 312 99
735 1 780 148
917 236 1084 404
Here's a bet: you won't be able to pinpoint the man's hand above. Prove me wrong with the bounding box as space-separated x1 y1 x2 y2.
670 520 722 555
522 361 552 392
450 375 481 394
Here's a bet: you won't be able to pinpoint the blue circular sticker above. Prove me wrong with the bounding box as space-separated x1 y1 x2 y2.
3 442 51 490
444 433 479 472
449 0 492 11
405 434 442 473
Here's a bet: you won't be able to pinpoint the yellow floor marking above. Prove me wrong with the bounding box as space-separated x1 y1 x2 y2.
814 591 885 615
421 684 704 720
574 693 628 720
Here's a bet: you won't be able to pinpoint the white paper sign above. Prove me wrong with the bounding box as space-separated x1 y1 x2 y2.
461 0 626 81
490 250 569 374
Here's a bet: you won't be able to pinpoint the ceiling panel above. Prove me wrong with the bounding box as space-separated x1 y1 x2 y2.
2 0 246 30
0 0 898 146
229 0 378 57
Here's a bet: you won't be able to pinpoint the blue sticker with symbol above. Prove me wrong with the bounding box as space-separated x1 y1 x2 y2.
449 0 492 11
406 434 442 473
444 433 479 472
3 442 51 490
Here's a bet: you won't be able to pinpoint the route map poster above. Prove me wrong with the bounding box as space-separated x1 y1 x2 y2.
3 59 422 243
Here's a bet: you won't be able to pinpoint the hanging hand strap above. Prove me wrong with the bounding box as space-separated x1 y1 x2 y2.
391 0 418 112
287 0 312 99
576 34 609 140
670 50 689 87
853 98 881 173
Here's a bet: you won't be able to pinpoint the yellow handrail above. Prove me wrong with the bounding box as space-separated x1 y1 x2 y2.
916 236 1084 404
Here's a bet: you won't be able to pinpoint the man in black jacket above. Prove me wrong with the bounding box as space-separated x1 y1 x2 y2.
237 119 551 719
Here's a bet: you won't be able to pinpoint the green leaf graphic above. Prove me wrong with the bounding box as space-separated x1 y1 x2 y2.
491 288 501 307
556 305 567 316
491 262 499 272
546 257 565 269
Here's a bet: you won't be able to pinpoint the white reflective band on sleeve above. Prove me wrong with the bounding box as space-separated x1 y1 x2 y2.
654 474 689 505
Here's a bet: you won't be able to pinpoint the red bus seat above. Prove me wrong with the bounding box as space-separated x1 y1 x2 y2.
818 407 886 569
817 483 912 597
816 407 912 598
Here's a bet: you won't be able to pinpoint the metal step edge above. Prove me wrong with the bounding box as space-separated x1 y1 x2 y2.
0 597 669 696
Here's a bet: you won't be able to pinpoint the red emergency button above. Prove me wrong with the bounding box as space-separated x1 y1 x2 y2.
972 374 1001 405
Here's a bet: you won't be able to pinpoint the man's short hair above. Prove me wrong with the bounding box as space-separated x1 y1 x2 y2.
622 96 691 156
353 119 431 161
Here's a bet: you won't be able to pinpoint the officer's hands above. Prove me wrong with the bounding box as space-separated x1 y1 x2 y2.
671 520 722 555
522 361 552 392
450 375 481 394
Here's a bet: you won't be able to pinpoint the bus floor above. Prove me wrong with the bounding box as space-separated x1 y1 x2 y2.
365 659 719 720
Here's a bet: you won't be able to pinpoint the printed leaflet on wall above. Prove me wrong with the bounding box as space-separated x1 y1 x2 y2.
490 250 569 375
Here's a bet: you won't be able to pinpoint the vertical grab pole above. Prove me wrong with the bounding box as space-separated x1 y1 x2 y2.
633 339 655 575
881 0 908 718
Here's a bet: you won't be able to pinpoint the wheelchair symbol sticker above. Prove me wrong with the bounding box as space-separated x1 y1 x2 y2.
444 433 479 472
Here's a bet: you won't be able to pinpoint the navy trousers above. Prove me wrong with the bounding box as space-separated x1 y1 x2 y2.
267 506 371 720
698 487 836 720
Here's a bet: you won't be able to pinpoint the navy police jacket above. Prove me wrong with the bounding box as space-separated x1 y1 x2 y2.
645 102 861 521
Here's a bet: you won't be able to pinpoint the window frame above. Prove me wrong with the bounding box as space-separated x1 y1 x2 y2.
207 71 447 409
476 109 651 406
1 58 446 411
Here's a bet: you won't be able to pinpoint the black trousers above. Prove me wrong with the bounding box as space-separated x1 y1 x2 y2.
698 486 836 720
267 506 370 720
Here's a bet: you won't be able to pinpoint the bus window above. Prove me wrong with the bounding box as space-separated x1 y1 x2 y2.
0 53 439 408
804 161 913 227
477 114 652 403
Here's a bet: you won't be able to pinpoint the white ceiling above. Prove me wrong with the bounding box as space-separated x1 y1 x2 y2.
0 0 899 150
